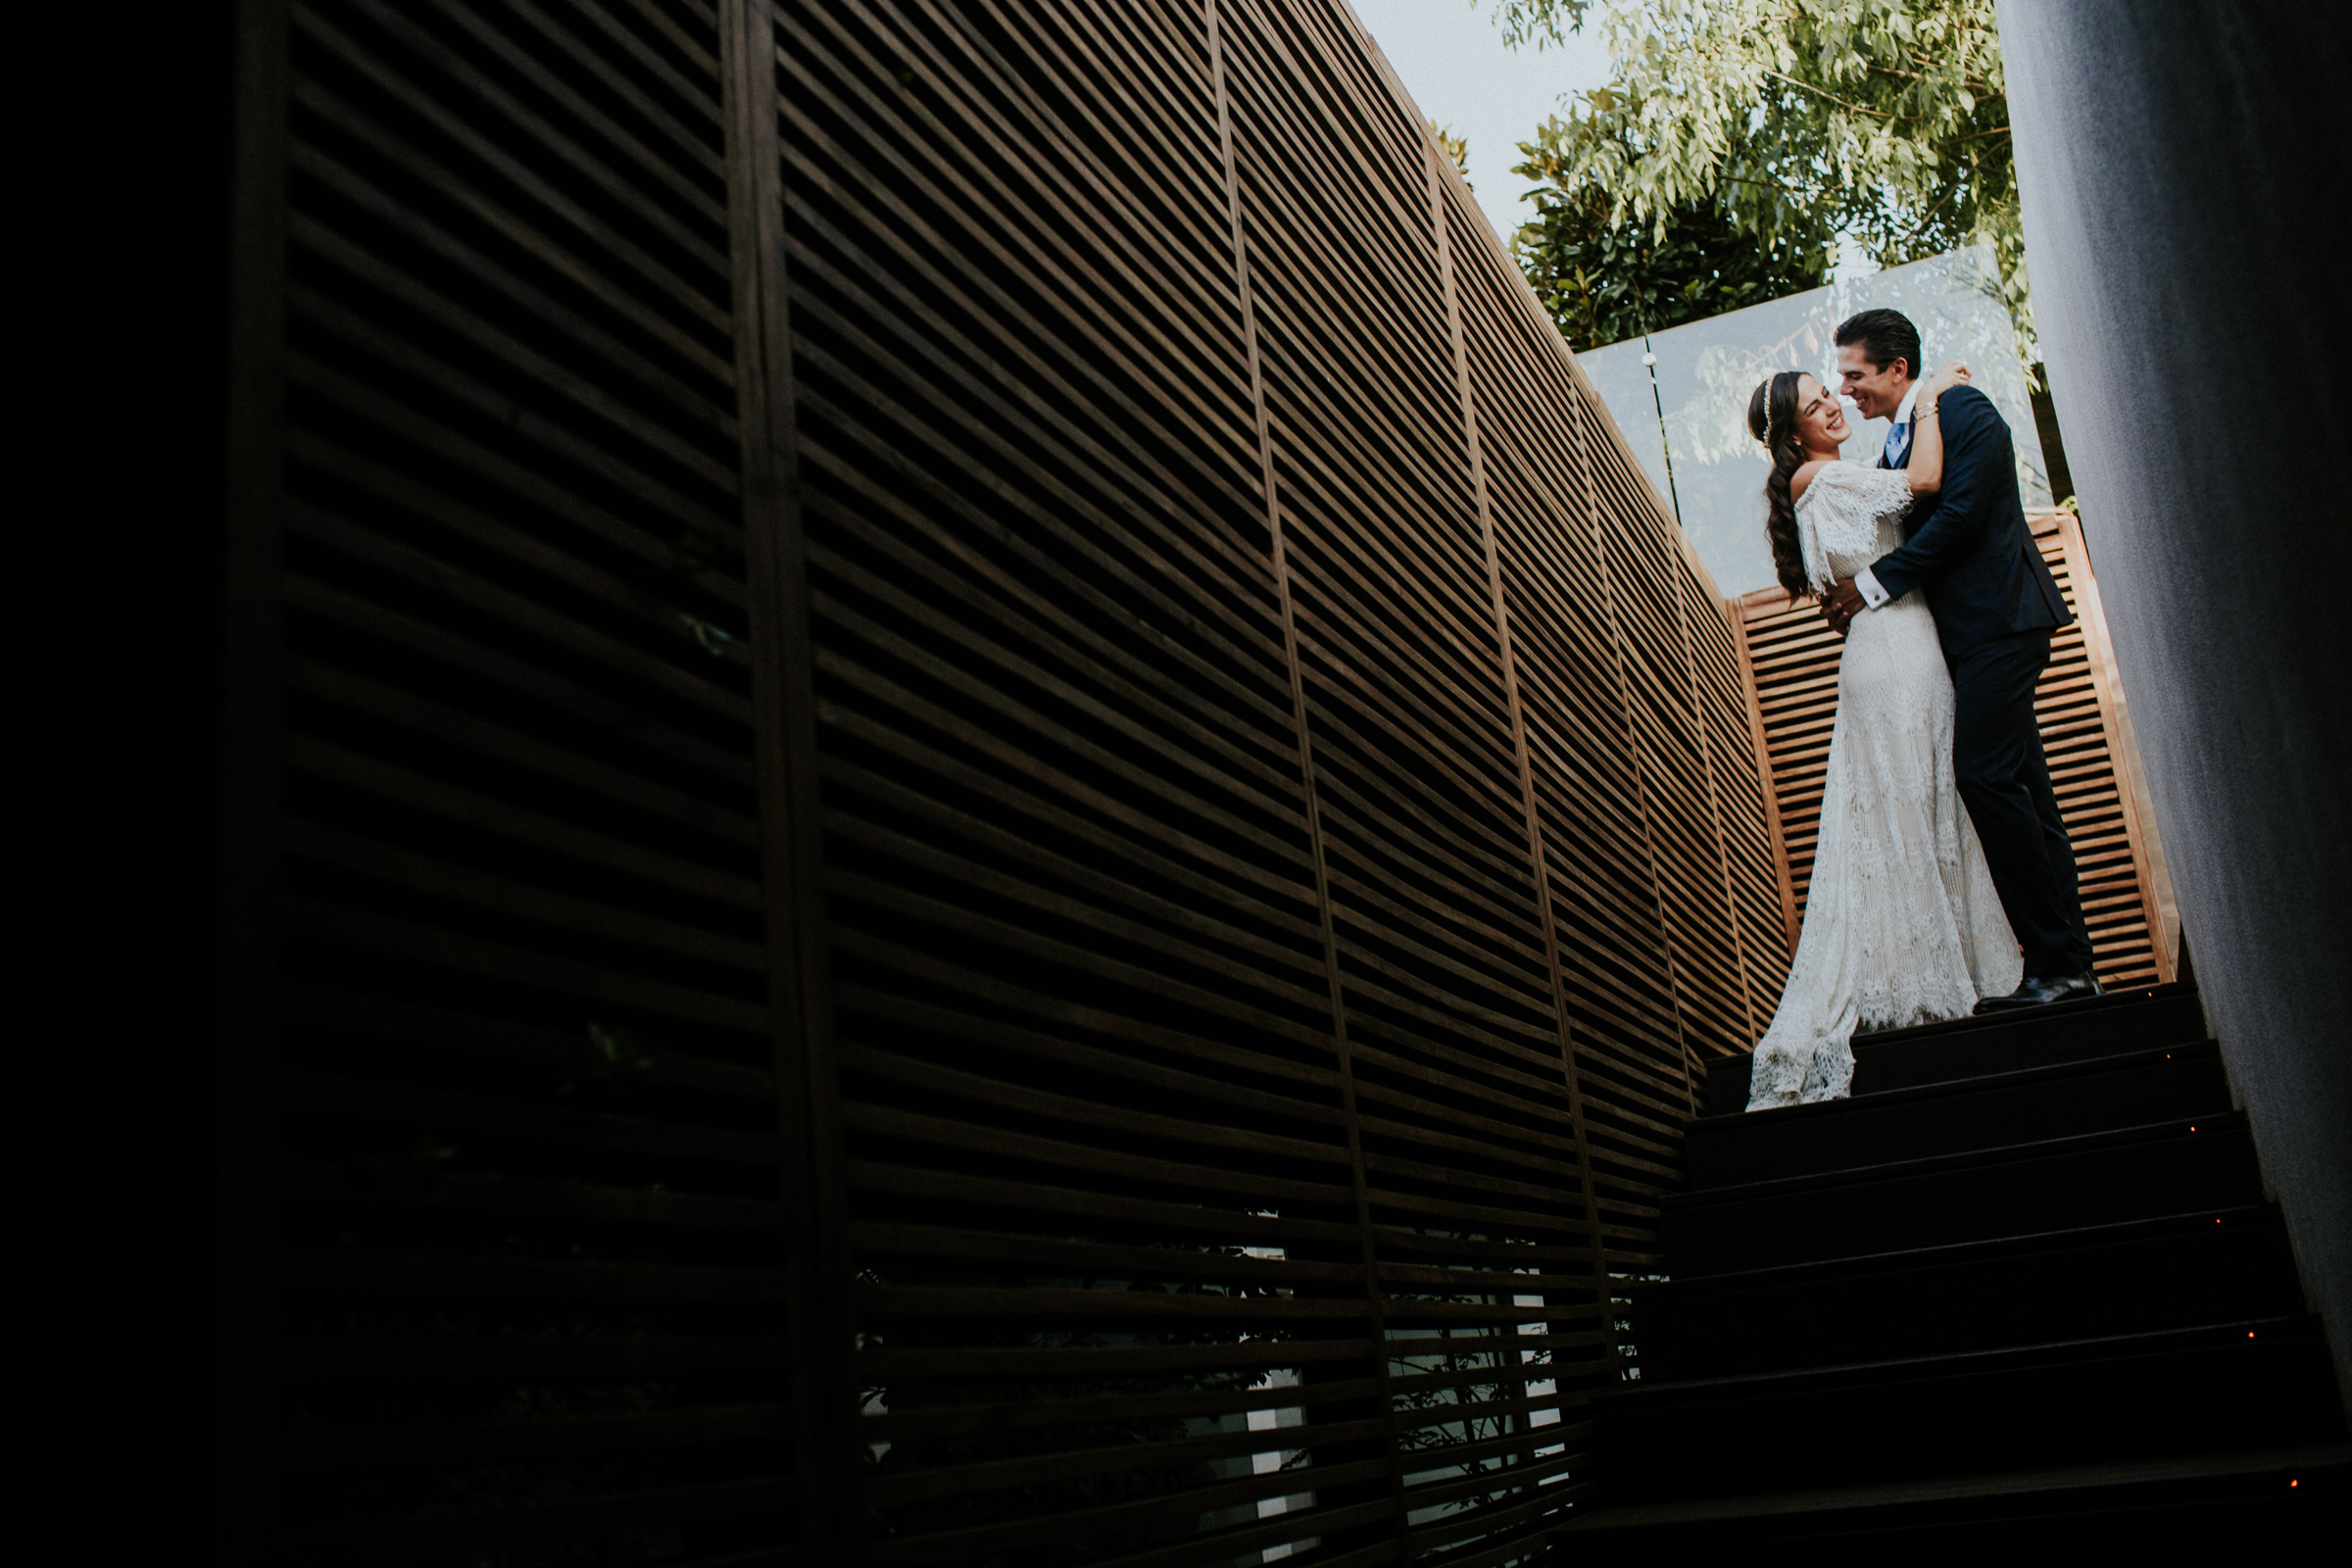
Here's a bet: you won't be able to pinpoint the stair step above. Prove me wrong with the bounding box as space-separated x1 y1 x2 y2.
1701 983 2204 1114
1594 1316 2346 1504
1662 1113 2262 1275
1547 1444 2352 1560
1687 1042 2230 1189
1631 1205 2303 1382
1592 974 2342 1544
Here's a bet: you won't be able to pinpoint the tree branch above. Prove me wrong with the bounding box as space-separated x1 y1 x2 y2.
1898 49 2000 91
1760 69 1924 123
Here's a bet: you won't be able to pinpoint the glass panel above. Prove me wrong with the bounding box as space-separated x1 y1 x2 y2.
1576 246 2051 597
1578 334 1675 511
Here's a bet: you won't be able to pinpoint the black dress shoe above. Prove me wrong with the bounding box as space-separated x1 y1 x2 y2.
1974 972 2103 1013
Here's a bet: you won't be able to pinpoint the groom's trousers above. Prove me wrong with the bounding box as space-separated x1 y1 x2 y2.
1948 628 2096 977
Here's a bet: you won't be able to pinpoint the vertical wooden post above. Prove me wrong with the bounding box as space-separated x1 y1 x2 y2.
722 0 861 1555
1202 0 1410 1535
1585 487 1702 1116
1673 562 1762 1048
2050 512 2179 981
1728 598 1802 958
1423 139 1616 1373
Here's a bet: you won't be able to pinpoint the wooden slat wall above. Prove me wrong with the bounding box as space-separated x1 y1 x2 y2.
783 0 1784 1559
1736 511 2176 992
220 0 1786 1561
229 0 824 1559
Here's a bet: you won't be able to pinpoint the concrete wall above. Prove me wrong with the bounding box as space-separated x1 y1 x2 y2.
1996 1 2351 1396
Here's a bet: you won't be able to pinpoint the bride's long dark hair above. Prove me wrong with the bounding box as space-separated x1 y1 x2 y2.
1747 370 1812 600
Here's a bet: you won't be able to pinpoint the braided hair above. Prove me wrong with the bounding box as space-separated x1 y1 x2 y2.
1747 370 1813 600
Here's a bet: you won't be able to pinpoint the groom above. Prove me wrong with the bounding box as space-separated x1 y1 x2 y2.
1820 309 2099 1011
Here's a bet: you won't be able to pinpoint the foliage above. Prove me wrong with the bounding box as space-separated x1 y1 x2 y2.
1492 0 2029 359
1388 1328 1550 1512
1511 167 1832 352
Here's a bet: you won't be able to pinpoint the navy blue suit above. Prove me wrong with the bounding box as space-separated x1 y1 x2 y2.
1872 385 2094 977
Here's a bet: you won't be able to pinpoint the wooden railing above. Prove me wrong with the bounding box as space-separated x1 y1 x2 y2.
1732 510 2179 991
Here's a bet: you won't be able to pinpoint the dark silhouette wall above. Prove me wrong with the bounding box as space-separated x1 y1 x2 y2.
65 1 1786 1561
1998 0 2352 1396
32 3 236 1556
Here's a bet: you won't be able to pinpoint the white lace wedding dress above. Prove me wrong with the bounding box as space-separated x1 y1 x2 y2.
1745 464 2022 1110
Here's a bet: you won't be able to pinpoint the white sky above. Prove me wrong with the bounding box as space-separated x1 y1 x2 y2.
1345 0 1611 243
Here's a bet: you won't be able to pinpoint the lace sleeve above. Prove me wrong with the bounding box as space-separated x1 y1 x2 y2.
1797 465 1912 589
1850 465 1917 520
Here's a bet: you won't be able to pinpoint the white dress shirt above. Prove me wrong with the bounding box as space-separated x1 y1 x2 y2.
1853 381 1923 611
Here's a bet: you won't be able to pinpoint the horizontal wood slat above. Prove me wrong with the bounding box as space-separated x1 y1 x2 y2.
784 1 1781 1560
239 1 804 1561
223 0 1784 1560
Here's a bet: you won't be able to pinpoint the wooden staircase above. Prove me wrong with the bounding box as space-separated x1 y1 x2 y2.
1550 984 2350 1557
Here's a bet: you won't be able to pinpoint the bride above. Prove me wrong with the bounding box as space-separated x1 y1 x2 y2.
1741 365 2022 1109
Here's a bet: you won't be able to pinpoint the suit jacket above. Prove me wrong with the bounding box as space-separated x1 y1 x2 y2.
1870 384 2070 655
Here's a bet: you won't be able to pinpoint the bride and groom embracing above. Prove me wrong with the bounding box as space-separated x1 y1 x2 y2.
1740 308 2097 1111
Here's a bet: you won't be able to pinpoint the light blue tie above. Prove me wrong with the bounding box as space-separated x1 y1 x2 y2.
1885 417 1912 467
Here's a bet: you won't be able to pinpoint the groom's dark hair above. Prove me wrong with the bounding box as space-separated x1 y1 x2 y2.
1835 308 1922 381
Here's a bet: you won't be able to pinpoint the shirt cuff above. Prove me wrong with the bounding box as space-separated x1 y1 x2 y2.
1855 567 1891 610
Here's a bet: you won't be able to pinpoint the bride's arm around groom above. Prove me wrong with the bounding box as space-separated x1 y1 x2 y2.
1846 384 2039 626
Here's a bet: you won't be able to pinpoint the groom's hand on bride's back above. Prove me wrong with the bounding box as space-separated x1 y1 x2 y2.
1821 577 1863 637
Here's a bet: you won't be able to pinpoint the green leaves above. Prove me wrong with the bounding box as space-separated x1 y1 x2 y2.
1430 120 1472 183
1511 149 1832 353
1493 0 2032 361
